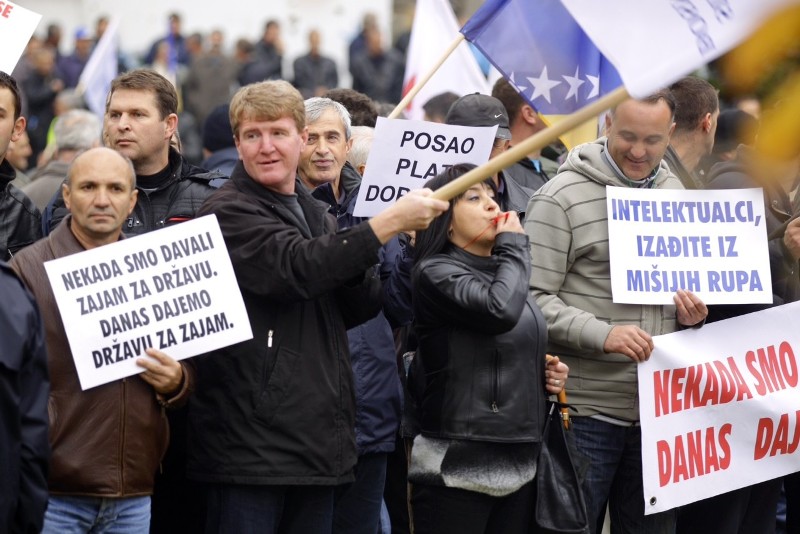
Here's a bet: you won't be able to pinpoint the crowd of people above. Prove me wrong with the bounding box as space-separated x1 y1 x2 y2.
1 9 799 534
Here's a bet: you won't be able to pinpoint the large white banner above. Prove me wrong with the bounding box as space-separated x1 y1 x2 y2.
560 0 795 98
639 301 800 514
607 186 772 305
0 1 41 74
44 215 252 390
353 117 496 217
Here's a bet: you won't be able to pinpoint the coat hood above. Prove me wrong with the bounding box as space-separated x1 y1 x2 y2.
562 137 676 189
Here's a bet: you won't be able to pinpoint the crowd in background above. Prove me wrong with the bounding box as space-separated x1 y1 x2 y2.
2 8 800 534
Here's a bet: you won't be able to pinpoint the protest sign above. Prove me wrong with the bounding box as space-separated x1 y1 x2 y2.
639 301 800 514
606 186 772 305
0 1 41 74
353 117 496 217
44 215 252 390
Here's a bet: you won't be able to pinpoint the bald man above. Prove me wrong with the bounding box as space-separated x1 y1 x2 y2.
11 147 194 534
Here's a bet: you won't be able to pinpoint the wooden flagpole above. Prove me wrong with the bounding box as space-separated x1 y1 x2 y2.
431 86 630 201
387 34 466 120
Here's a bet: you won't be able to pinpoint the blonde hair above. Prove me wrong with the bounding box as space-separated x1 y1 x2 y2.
229 80 305 137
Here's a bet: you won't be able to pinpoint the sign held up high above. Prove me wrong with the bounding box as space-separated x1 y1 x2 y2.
0 1 42 74
353 117 496 217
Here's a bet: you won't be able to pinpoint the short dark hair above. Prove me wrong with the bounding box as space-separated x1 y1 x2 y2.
492 77 525 127
669 76 719 133
414 164 497 264
323 88 378 128
422 92 459 122
0 71 22 120
612 88 677 121
107 69 178 119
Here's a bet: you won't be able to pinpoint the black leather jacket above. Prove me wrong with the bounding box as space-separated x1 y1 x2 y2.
0 159 41 261
411 233 548 443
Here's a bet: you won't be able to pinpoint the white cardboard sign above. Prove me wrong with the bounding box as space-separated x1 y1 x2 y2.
639 301 800 514
607 186 772 305
0 2 41 74
44 215 253 390
353 117 497 217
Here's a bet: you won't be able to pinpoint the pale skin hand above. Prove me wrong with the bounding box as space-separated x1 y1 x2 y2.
136 348 184 395
673 289 708 327
544 356 569 395
604 290 708 363
368 189 449 244
784 217 800 261
604 325 654 363
494 211 525 234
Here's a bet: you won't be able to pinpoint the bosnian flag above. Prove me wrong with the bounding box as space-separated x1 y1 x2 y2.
461 0 622 148
402 0 490 121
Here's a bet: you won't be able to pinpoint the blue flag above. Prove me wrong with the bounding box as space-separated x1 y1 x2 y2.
461 0 622 116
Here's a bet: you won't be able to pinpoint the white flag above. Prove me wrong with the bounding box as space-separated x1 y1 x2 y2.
559 0 797 98
402 0 490 121
78 17 120 118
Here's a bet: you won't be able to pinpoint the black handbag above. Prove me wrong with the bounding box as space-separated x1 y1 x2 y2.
535 401 590 534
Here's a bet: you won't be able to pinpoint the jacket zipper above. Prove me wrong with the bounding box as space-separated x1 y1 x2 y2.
268 329 273 348
491 351 500 413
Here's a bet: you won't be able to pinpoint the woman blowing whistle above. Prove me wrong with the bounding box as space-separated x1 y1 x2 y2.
407 163 569 534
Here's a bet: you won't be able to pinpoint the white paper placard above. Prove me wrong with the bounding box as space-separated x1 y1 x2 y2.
607 186 772 305
0 2 42 74
44 215 253 390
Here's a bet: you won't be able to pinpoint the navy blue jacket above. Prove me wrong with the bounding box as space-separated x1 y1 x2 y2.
0 262 49 533
312 165 402 454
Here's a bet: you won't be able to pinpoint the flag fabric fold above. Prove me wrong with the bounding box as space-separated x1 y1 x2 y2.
78 17 120 119
402 0 490 121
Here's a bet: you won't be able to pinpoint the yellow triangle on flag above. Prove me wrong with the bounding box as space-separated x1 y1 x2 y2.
539 114 599 151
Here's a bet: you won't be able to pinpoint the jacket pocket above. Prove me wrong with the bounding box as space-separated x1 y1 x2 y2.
252 344 302 428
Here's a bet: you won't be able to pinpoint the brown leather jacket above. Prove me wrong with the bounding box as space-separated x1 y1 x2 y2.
10 216 194 497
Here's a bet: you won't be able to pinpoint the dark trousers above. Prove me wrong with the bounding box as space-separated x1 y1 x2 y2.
383 437 411 534
411 481 537 534
333 453 388 534
785 472 800 533
677 478 782 534
205 484 335 534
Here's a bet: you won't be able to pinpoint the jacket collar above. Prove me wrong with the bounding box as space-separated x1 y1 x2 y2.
230 161 330 237
47 214 127 259
442 242 498 270
0 158 16 190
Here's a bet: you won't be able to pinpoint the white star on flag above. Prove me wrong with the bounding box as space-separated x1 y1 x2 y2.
562 66 585 102
586 74 600 99
527 66 561 104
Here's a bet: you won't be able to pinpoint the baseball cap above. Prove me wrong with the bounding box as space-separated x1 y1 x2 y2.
444 93 512 140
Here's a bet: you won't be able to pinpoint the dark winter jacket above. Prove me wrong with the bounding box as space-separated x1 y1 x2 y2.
0 262 49 534
705 150 800 320
503 156 560 193
498 171 534 222
187 163 383 485
312 165 402 455
45 148 226 236
0 160 41 261
411 233 549 442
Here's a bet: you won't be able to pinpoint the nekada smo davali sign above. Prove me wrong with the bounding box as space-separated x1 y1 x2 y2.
607 186 772 305
353 117 496 217
44 214 252 390
638 301 800 514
